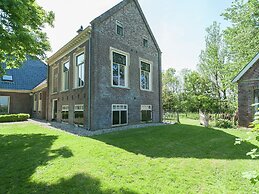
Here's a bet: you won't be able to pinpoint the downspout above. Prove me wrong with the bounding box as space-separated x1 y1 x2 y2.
158 51 162 122
87 31 92 130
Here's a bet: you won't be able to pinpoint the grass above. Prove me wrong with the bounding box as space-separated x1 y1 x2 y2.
0 120 259 193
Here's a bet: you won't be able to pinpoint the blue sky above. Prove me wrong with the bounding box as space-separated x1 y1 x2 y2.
37 0 233 71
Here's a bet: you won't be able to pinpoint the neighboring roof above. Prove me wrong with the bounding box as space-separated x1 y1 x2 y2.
0 57 47 91
32 79 47 92
48 26 91 65
232 53 259 83
91 0 161 53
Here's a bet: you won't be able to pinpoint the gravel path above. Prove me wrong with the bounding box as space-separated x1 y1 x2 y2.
28 119 171 137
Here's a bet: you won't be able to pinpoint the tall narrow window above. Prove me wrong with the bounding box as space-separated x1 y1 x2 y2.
140 61 151 91
52 67 58 93
74 104 84 126
38 92 42 112
0 96 10 114
112 104 128 126
33 94 37 111
63 61 69 91
112 51 128 87
143 38 148 47
62 105 69 121
141 105 152 122
75 53 85 88
116 21 124 36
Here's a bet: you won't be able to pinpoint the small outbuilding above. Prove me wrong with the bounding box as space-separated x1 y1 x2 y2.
233 53 259 127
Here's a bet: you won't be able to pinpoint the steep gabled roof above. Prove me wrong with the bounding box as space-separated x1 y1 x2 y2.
0 57 47 91
91 0 161 53
232 53 259 83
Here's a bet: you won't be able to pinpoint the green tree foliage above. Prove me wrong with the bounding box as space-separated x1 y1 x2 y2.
0 0 55 74
198 22 231 101
183 70 219 113
222 0 259 71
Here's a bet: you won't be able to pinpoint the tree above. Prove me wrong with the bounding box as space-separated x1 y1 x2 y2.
222 0 259 70
0 0 54 75
198 22 231 101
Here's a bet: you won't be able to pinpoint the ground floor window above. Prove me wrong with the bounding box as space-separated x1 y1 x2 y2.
62 105 69 121
112 104 128 126
74 104 84 125
0 96 10 114
141 105 152 122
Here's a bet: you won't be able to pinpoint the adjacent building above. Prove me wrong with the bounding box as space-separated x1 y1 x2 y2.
0 58 47 118
233 53 259 127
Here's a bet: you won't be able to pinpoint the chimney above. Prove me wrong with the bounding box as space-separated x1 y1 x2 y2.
77 26 83 34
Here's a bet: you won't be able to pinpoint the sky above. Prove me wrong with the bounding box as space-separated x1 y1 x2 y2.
37 0 233 72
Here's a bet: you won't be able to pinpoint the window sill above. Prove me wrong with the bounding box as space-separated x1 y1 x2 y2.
111 86 130 90
73 86 85 90
140 89 153 92
60 90 69 93
51 92 58 95
112 123 128 127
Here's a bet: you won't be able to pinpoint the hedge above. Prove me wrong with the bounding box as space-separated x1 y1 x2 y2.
0 114 30 123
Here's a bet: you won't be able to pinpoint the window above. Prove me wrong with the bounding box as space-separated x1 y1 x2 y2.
74 104 84 125
33 94 37 111
62 105 69 121
141 105 152 122
2 75 13 82
112 50 129 88
38 93 42 112
62 61 69 91
112 104 128 126
140 61 152 91
52 67 59 93
0 96 10 114
143 38 148 47
116 21 124 36
75 53 85 88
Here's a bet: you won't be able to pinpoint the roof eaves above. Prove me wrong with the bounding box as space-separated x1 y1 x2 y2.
232 53 259 83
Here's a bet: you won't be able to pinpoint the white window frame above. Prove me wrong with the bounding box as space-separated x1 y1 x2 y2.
38 92 42 112
116 20 124 36
112 104 128 127
33 94 37 111
74 52 85 89
62 60 70 91
74 104 84 112
140 58 153 91
141 105 152 122
62 105 69 121
110 47 130 89
52 66 59 94
0 96 10 114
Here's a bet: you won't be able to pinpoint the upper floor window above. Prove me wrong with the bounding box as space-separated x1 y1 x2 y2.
52 67 59 93
62 61 69 91
111 49 129 88
116 21 124 36
75 53 85 88
143 38 148 47
0 96 10 114
140 61 152 91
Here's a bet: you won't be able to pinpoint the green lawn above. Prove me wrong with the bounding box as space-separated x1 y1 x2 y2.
0 121 258 193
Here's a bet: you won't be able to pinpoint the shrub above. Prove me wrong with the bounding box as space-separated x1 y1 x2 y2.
0 114 30 123
215 119 233 129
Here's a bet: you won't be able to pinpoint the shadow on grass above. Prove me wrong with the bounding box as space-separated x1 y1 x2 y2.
0 134 137 194
92 124 258 159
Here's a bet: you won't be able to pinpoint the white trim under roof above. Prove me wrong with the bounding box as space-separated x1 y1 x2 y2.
232 53 259 83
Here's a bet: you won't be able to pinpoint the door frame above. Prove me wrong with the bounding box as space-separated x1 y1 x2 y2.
52 99 58 120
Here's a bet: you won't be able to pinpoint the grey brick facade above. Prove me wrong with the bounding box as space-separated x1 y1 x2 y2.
47 0 162 130
233 53 259 127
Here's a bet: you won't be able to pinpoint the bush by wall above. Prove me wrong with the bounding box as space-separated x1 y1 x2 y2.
0 114 30 123
215 119 233 129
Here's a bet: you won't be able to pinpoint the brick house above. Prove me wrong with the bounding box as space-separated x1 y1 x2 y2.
233 53 259 127
0 57 47 119
47 0 162 130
